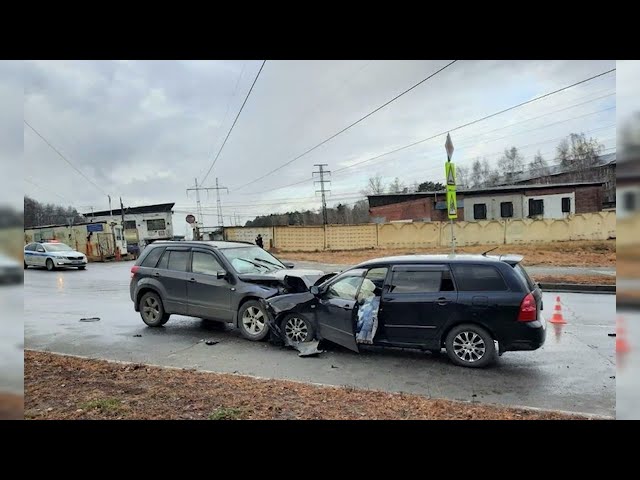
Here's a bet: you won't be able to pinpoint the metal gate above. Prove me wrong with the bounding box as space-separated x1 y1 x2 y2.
96 233 114 258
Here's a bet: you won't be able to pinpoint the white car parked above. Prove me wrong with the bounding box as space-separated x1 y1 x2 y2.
24 241 87 271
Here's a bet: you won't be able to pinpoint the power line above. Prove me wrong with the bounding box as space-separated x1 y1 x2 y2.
235 71 616 197
201 60 267 186
203 61 248 167
23 120 110 197
231 60 458 192
329 68 616 175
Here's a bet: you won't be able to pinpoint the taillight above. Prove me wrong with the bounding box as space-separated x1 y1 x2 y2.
518 292 537 322
131 265 139 278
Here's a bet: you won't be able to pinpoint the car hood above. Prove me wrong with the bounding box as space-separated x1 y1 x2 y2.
238 268 327 288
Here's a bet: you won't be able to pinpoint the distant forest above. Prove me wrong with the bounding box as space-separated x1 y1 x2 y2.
24 196 85 229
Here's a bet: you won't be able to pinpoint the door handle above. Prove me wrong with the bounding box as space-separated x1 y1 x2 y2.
342 304 351 310
153 272 161 277
189 278 196 283
437 297 448 306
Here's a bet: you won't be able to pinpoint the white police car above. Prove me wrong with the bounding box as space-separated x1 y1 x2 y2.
24 241 88 271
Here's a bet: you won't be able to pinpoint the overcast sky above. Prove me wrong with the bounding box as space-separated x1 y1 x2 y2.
9 60 623 232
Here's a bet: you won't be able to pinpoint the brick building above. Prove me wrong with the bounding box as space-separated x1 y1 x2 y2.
368 182 604 223
496 152 616 206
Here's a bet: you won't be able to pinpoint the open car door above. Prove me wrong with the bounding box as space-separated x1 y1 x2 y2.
315 269 367 353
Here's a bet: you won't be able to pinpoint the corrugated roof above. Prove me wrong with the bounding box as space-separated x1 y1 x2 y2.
84 202 175 217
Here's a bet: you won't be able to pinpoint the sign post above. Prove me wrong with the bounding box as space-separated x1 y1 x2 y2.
445 133 456 254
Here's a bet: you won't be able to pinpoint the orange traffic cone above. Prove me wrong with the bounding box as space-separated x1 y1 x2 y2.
617 316 630 355
549 296 567 325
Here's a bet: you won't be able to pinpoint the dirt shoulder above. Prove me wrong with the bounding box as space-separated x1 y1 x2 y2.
0 393 23 420
277 240 615 268
24 350 591 420
531 274 615 286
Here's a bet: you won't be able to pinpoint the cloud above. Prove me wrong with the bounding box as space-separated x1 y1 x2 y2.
19 59 616 226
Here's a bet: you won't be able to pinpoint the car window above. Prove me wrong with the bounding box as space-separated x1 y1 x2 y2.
25 244 36 251
192 251 223 275
451 265 508 291
36 245 45 253
167 251 189 272
389 270 443 293
141 247 164 268
358 268 388 301
219 246 284 274
327 276 365 301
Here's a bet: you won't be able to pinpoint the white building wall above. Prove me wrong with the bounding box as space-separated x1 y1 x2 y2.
523 192 574 219
91 211 174 246
463 194 524 221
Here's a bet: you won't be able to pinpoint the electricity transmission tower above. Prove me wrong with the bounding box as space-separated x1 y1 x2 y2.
313 164 331 225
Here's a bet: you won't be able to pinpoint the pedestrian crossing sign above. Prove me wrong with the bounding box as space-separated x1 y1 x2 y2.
445 162 456 186
447 186 457 219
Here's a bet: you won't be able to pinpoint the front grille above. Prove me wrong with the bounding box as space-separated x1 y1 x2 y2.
66 256 84 260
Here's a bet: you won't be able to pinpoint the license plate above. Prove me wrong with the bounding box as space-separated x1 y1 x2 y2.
72 260 83 264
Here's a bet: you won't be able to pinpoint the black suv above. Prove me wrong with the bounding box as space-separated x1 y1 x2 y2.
263 254 546 368
129 241 331 341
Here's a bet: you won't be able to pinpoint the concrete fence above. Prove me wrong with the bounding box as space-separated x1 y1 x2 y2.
223 211 616 252
618 213 640 248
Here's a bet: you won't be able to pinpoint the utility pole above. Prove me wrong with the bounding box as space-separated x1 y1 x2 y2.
313 164 331 225
187 178 228 239
215 177 229 227
119 197 126 227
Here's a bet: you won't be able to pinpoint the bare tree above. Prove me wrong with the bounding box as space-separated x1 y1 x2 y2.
528 151 549 177
482 159 500 186
456 166 469 189
471 158 484 188
556 133 605 180
497 146 525 182
361 174 386 195
388 177 406 194
556 138 571 167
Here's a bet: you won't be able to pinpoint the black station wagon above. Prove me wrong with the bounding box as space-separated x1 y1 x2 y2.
263 254 546 368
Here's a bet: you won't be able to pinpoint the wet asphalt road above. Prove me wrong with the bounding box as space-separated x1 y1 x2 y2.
23 261 616 417
616 308 639 420
1 284 24 395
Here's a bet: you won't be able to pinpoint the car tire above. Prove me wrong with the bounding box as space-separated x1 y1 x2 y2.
444 324 496 368
46 259 55 271
139 291 170 327
238 300 270 341
24 261 28 270
280 313 315 344
78 266 86 270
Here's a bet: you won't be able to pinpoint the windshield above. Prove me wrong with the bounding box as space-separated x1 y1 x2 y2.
44 243 73 252
220 246 285 274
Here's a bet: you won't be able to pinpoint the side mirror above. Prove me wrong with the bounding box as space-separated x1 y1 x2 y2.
282 261 295 269
310 286 320 296
217 271 227 280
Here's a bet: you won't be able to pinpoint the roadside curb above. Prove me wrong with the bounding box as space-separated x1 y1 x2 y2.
539 283 615 294
26 349 613 420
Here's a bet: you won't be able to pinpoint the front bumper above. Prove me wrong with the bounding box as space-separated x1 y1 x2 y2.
54 259 87 267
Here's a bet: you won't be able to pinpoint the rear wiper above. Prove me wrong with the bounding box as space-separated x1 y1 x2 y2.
254 257 285 269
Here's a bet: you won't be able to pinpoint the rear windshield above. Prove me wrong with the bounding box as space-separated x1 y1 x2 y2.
512 263 536 291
